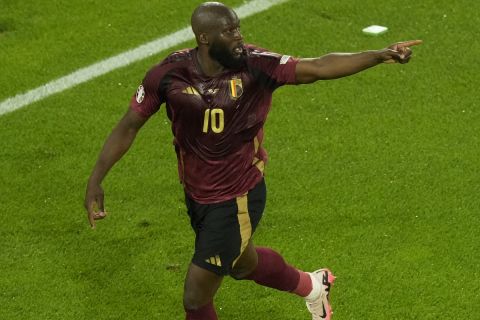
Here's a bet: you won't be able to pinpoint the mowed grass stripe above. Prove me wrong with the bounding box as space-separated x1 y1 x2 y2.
0 0 288 116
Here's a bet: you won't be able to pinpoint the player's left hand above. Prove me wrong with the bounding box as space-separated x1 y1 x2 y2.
382 40 423 64
85 182 107 229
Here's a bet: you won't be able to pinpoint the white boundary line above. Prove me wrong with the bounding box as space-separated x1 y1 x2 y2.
0 0 288 116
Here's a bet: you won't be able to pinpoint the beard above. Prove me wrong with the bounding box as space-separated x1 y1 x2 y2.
208 40 245 69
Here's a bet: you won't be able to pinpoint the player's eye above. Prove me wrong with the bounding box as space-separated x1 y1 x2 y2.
224 27 240 35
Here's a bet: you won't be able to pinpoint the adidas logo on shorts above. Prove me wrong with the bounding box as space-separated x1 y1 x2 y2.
205 255 222 267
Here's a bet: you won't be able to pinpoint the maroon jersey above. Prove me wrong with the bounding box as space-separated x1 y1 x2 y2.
130 45 298 203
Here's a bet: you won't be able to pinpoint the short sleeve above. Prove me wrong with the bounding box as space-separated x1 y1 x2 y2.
246 45 299 89
130 65 167 118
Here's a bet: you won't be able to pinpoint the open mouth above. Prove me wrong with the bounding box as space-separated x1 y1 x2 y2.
233 45 244 56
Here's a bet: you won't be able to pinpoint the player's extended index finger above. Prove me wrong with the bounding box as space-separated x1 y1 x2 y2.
397 40 423 48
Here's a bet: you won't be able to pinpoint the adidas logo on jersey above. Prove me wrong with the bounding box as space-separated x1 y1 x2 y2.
182 86 200 95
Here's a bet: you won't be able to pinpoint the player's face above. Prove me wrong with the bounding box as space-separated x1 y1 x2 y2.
208 15 244 69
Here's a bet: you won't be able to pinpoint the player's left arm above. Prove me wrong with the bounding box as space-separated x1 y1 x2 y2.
295 40 422 84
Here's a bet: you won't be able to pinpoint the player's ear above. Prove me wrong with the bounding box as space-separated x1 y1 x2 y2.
198 33 209 45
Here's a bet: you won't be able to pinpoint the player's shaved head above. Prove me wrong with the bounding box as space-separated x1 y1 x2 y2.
191 2 238 39
191 2 245 71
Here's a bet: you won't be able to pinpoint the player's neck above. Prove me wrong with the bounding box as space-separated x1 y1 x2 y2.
196 48 225 77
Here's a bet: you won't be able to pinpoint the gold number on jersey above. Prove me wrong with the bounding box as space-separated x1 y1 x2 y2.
203 108 224 134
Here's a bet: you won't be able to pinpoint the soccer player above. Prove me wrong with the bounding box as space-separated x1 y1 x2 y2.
84 2 421 319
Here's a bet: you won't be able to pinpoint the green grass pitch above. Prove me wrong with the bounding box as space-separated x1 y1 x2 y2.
1 0 479 319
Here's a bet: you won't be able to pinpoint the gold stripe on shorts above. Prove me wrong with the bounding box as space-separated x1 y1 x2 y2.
232 193 252 267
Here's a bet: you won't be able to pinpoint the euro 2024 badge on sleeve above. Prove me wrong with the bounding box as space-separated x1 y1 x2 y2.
136 85 145 103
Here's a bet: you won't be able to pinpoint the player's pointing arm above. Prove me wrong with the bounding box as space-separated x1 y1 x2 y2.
295 40 422 84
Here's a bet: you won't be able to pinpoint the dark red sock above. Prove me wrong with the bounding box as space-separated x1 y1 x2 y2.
185 301 218 320
293 269 314 297
245 247 305 293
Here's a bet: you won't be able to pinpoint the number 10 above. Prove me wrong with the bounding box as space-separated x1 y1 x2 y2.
203 108 224 133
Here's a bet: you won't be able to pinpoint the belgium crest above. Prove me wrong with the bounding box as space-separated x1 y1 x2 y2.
229 77 243 99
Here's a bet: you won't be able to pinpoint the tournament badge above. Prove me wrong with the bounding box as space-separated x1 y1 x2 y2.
136 85 145 103
229 77 243 100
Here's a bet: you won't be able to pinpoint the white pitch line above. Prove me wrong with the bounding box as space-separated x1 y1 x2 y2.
0 0 289 116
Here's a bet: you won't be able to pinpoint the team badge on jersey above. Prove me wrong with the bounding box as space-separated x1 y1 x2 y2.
229 77 243 99
136 85 145 103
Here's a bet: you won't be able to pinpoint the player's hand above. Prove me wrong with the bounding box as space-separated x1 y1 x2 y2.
381 40 423 64
84 182 107 229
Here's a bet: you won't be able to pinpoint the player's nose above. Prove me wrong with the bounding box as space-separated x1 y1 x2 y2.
233 28 243 40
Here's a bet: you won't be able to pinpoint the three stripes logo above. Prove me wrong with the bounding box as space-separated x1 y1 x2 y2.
182 86 200 95
205 255 222 267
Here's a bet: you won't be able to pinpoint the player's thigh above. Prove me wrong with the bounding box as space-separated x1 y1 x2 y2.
186 197 243 275
230 178 267 278
230 240 258 279
183 263 223 309
185 179 266 276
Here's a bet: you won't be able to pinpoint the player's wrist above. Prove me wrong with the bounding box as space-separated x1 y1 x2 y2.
372 49 389 63
87 172 104 187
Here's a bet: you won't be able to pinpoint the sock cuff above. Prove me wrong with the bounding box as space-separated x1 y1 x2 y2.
292 270 313 297
305 273 322 302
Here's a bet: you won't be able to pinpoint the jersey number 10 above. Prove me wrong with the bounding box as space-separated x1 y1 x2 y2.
203 108 224 134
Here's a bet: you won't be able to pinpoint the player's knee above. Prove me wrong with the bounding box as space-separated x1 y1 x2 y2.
183 285 211 311
230 263 256 280
183 291 204 311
